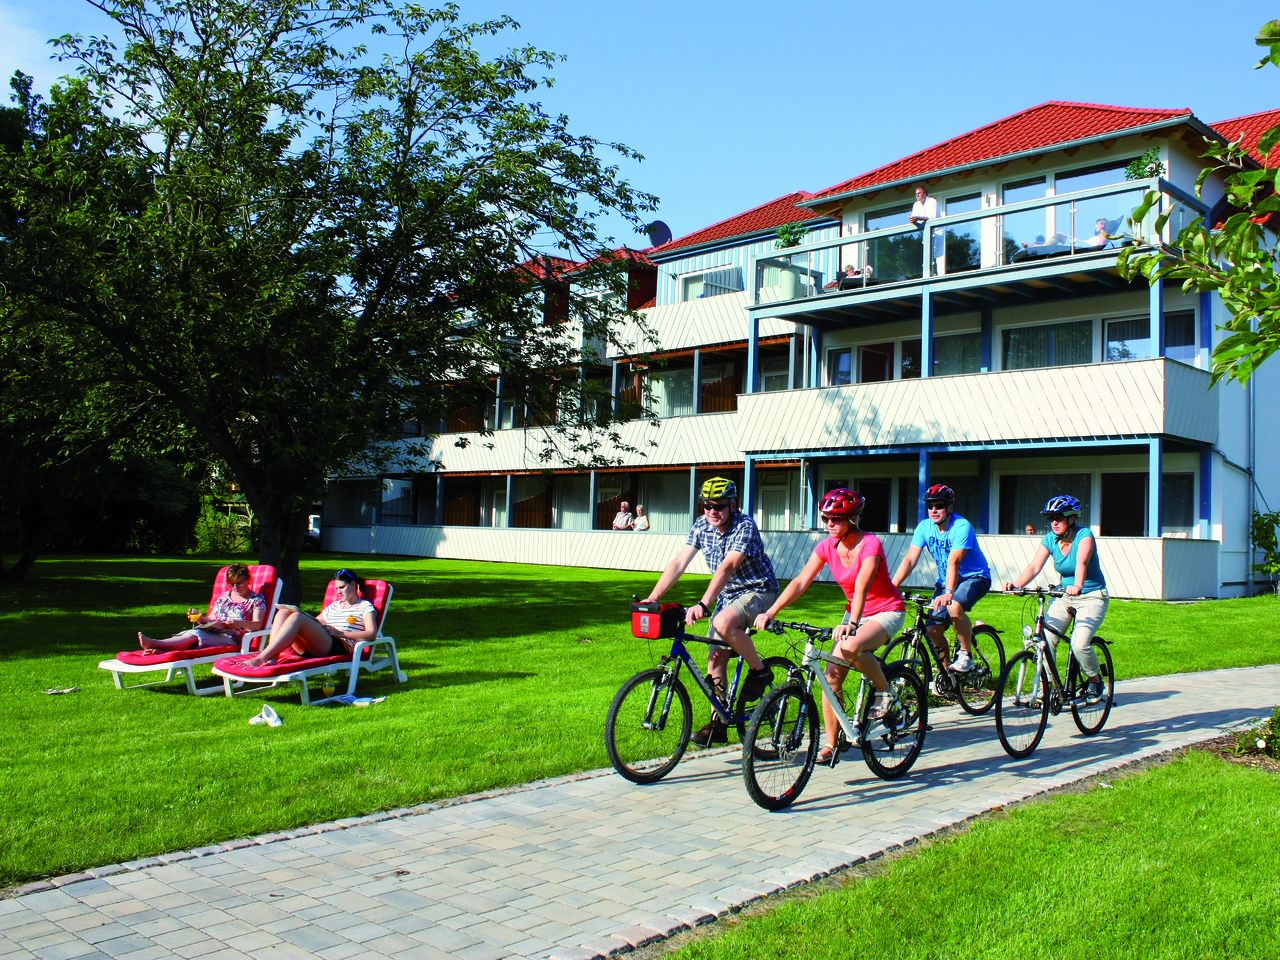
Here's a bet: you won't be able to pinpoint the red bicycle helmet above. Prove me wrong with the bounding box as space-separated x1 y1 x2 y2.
820 487 866 517
923 483 955 506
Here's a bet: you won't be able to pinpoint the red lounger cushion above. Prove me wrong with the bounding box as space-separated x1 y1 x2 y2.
115 646 240 666
214 646 372 678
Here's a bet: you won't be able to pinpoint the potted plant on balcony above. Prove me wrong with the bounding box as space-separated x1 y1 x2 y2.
774 221 807 300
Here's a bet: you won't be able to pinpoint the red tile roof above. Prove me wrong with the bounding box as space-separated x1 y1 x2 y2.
648 191 830 255
810 101 1194 201
1211 108 1280 167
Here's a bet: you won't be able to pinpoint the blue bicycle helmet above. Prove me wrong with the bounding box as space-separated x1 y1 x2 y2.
1042 495 1082 517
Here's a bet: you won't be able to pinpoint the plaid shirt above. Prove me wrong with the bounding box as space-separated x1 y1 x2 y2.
686 510 778 607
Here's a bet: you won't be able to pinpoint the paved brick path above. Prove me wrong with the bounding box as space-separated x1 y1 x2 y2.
4 665 1278 960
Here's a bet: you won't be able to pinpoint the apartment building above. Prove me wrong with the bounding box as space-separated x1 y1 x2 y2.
324 101 1280 599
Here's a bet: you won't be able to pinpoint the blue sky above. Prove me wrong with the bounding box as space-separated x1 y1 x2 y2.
3 1 1275 249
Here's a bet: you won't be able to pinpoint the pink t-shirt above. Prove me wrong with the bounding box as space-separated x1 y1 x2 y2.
813 532 905 617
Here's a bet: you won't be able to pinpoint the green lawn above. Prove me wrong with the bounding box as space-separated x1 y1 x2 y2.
665 751 1280 959
1 554 1276 887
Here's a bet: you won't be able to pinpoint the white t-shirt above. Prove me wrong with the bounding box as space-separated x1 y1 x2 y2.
910 195 938 223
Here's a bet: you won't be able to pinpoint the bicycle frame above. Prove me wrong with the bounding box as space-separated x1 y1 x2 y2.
657 628 748 725
1013 591 1080 708
790 630 889 746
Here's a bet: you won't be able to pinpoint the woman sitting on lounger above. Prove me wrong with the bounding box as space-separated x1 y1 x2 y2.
139 563 266 652
244 568 378 666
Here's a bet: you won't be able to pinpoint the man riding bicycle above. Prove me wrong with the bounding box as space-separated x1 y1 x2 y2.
642 477 779 746
891 483 992 673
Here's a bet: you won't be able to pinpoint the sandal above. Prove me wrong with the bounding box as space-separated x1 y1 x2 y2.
815 744 839 766
869 692 895 721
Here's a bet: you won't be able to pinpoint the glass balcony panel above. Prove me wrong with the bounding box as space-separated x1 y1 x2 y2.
936 222 982 275
866 231 924 284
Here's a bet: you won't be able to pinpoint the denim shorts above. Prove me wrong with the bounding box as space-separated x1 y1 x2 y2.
924 577 991 626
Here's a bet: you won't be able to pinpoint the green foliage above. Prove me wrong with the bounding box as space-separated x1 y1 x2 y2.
1231 706 1280 759
192 498 256 554
0 0 657 591
1124 146 1165 180
1251 509 1280 589
1117 20 1280 385
774 221 808 248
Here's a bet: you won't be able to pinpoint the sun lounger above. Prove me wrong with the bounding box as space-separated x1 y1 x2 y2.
211 579 406 705
98 564 282 696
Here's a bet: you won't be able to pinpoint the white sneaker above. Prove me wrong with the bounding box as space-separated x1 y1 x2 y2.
949 651 974 673
249 704 283 727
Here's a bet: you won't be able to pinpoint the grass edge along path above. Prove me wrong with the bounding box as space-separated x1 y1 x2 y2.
656 749 1280 960
0 555 1276 888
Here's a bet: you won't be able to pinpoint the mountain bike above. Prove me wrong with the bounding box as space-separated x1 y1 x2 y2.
994 587 1115 759
881 591 1005 715
741 619 927 810
605 602 794 784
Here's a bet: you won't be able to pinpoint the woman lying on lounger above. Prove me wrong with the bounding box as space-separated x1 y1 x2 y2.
139 563 267 652
244 568 377 666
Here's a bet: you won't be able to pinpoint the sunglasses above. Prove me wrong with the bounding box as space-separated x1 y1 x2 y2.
1046 514 1069 522
702 500 730 511
334 569 358 582
925 502 949 510
820 515 847 525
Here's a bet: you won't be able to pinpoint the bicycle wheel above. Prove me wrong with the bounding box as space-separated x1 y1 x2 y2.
859 663 928 780
956 624 1006 716
1071 640 1114 736
995 650 1049 759
881 630 931 688
734 655 799 743
604 667 691 784
742 681 818 810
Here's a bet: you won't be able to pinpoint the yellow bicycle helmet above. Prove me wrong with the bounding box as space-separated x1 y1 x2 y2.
699 477 738 500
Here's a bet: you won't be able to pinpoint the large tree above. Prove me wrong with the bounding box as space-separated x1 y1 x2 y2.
0 0 655 593
1119 19 1280 384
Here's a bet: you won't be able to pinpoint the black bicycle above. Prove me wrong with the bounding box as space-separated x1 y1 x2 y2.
995 587 1115 759
605 602 794 784
881 590 1005 715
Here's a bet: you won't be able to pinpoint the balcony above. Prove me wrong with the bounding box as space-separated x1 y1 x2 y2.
748 177 1203 322
735 357 1216 454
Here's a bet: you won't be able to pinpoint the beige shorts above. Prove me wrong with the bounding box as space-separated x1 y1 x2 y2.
842 608 906 642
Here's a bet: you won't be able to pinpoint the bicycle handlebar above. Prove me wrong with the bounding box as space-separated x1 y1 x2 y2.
1005 586 1068 598
768 619 834 641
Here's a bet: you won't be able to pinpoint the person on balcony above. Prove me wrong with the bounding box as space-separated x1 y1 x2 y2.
753 488 905 766
642 477 779 746
1077 217 1111 249
611 501 634 530
909 184 944 273
891 483 992 673
1004 495 1109 704
632 504 650 531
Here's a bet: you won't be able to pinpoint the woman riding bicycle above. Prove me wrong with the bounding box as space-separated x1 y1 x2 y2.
754 488 906 765
1004 495 1108 703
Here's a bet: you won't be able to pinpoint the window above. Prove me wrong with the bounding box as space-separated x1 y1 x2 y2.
379 479 416 526
680 266 743 301
1105 316 1150 362
865 204 911 232
827 348 853 386
1002 320 1091 370
648 366 694 418
1055 160 1131 195
761 356 790 392
1165 310 1196 362
902 333 981 379
859 343 894 383
999 473 1091 534
699 360 738 414
1163 473 1195 534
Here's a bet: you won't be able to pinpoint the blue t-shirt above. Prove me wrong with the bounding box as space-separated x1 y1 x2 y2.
1041 527 1106 592
910 514 991 585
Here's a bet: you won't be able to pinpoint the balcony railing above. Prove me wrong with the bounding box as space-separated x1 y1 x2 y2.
750 177 1204 306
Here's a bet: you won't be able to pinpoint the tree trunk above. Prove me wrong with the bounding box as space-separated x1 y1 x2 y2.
255 496 309 604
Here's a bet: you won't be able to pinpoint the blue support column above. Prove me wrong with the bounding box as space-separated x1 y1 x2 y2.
917 451 931 523
588 471 599 530
921 289 934 378
1147 438 1163 537
743 456 757 519
746 315 760 394
980 307 993 373
688 466 698 516
493 375 504 429
692 348 702 414
788 334 798 389
504 475 513 528
1198 448 1212 539
434 475 444 525
1151 280 1165 358
810 329 823 387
